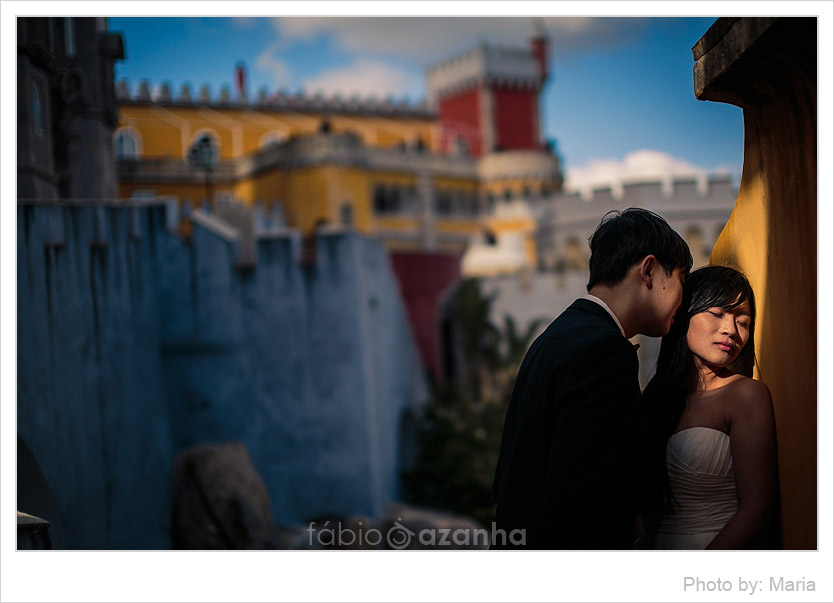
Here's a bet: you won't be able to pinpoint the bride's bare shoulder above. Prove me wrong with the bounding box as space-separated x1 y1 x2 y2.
725 374 771 396
724 375 774 421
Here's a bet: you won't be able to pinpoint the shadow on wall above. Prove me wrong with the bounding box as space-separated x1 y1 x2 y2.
17 437 66 549
697 17 817 549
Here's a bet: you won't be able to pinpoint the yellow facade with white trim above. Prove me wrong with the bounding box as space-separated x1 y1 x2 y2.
116 99 557 271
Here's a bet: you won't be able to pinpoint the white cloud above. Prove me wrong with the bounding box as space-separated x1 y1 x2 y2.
270 17 648 63
300 59 412 99
565 150 732 200
255 43 292 87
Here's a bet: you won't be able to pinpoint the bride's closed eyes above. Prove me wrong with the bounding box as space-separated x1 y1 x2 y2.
705 308 750 329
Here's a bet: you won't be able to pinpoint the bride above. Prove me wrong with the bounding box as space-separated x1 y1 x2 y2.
638 266 777 549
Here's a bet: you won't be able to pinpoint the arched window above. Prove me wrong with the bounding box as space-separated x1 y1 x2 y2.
114 128 141 160
32 81 44 138
187 131 220 166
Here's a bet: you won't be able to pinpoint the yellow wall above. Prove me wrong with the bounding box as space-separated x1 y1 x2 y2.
241 165 377 233
117 102 541 268
329 115 437 152
700 18 816 549
118 105 436 160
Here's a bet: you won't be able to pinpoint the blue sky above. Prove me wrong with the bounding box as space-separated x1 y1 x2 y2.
109 16 744 189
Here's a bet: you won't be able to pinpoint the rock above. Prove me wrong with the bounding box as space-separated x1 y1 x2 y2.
172 442 275 549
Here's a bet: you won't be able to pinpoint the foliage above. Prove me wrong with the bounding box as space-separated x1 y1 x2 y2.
402 277 546 526
401 384 506 526
450 278 499 401
486 313 547 402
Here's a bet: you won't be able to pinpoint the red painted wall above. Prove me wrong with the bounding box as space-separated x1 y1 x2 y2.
390 251 461 387
493 86 538 151
437 87 482 156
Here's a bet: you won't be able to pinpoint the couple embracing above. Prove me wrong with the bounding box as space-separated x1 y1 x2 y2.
492 208 777 550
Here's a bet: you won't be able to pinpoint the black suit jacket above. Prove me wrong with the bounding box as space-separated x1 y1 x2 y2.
492 298 641 549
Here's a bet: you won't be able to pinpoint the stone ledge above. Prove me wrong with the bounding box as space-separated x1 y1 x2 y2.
17 511 50 529
693 17 780 100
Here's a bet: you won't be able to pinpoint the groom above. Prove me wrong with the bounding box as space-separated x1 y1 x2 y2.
492 208 692 549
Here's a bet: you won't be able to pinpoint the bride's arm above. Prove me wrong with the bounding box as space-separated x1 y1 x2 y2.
706 379 776 549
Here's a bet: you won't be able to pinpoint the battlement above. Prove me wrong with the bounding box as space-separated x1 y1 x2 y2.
17 198 427 544
427 43 544 104
534 174 737 276
547 175 737 225
115 79 433 119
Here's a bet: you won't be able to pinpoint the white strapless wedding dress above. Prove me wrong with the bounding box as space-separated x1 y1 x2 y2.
644 427 738 549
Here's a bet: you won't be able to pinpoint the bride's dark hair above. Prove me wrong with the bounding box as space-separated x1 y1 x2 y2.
640 265 756 518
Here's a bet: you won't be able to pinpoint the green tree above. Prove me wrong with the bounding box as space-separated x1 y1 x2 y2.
450 278 499 402
402 278 546 525
401 383 505 526
489 314 547 402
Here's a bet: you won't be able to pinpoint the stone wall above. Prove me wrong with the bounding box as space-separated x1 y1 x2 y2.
537 176 736 272
17 200 428 547
17 201 173 548
156 215 428 524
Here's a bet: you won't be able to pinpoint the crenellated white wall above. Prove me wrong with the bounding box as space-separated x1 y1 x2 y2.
482 175 739 388
536 175 737 273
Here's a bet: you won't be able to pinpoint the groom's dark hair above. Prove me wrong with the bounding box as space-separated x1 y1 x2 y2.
586 207 692 291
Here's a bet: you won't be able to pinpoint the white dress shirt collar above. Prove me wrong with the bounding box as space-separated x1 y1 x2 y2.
581 294 626 338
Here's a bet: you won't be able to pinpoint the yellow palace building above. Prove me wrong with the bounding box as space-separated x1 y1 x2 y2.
115 30 563 274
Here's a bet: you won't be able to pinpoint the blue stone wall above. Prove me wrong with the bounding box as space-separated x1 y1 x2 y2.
17 203 173 549
155 219 426 524
17 202 427 546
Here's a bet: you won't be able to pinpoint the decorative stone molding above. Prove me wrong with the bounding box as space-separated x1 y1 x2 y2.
477 150 561 182
117 78 432 118
117 157 237 183
119 132 479 183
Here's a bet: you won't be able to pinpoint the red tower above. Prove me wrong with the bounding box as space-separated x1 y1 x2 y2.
427 27 550 158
